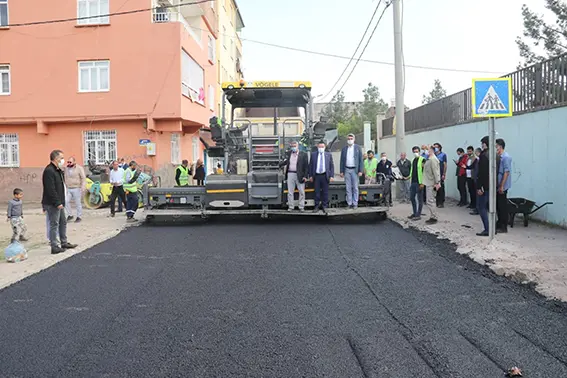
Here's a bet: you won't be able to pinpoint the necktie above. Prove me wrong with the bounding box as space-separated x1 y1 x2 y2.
318 153 323 173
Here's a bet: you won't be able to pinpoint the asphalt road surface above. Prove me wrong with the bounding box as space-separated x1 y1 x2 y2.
1 218 567 378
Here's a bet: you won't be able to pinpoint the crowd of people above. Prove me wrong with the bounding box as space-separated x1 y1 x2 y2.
384 136 513 236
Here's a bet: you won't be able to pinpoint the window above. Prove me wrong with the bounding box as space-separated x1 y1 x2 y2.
230 39 234 61
181 49 204 104
0 64 10 95
192 136 199 162
222 26 227 49
208 35 215 63
0 0 8 27
208 85 214 110
78 60 110 92
84 130 117 164
171 133 181 164
77 0 109 25
0 133 19 167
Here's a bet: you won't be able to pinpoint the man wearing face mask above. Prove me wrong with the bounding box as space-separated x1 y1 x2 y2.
280 141 309 212
432 142 447 208
340 134 364 209
309 141 335 213
377 152 393 206
422 145 441 224
396 152 411 203
476 136 490 236
455 148 469 207
408 146 425 220
496 138 512 233
42 150 78 255
64 156 86 223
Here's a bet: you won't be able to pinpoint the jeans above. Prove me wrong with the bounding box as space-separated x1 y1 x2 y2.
45 212 50 241
399 179 411 202
287 173 305 210
65 187 83 218
344 168 359 206
477 190 489 232
410 182 424 217
46 205 67 248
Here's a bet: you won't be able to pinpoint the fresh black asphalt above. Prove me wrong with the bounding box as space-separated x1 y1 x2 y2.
1 218 567 378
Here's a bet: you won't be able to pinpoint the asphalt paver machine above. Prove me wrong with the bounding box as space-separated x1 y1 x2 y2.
144 80 389 220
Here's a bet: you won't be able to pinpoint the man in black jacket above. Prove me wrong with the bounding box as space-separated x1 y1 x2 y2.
280 141 309 211
475 137 490 236
42 150 78 254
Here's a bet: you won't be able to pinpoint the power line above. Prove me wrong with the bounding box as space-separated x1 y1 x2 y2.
239 38 506 75
335 1 392 95
319 0 383 102
5 0 212 27
3 0 506 76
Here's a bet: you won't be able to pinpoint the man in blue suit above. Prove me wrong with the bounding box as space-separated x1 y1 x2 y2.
339 133 364 209
309 141 335 214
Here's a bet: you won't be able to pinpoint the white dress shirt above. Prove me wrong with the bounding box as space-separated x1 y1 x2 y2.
346 145 355 167
316 152 326 174
110 168 125 186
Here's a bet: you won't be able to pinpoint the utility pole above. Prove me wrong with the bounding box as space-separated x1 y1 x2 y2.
393 0 406 162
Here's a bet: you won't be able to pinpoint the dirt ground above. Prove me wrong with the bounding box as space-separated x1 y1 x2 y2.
0 207 141 290
389 198 567 302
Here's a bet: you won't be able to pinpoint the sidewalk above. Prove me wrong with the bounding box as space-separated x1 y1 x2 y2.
0 207 143 290
388 199 567 302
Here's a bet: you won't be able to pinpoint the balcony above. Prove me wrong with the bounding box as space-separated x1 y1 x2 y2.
152 6 202 47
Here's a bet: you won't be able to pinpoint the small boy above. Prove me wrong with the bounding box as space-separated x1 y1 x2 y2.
7 188 28 243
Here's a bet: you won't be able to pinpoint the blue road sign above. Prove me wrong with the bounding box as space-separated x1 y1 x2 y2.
471 78 513 118
139 139 151 145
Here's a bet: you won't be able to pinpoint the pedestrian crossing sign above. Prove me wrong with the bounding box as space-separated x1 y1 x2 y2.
472 78 513 118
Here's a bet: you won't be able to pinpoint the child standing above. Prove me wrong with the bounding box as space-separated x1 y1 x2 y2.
7 188 28 243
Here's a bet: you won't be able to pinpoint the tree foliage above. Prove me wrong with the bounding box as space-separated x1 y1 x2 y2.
516 0 567 66
422 79 447 104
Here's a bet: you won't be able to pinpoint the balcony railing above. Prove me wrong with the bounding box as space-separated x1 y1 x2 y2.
153 11 170 23
152 7 202 47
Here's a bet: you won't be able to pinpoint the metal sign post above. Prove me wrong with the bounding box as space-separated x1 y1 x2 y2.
472 77 513 242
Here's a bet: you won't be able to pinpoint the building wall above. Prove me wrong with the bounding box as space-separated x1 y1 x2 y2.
378 106 567 226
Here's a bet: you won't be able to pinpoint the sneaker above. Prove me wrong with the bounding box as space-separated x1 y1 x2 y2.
51 246 65 254
299 209 305 213
425 218 438 224
61 242 78 249
353 205 358 210
75 217 82 223
67 216 74 221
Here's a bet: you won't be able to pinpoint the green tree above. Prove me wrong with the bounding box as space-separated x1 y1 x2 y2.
422 79 447 104
516 1 567 66
320 90 349 125
355 83 388 139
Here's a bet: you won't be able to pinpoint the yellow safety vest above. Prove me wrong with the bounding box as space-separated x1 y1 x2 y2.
177 165 189 186
123 168 138 193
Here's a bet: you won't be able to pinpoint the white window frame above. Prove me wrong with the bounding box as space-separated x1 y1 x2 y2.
208 35 215 63
0 133 19 168
171 133 181 164
78 60 110 93
192 136 199 162
83 130 117 164
208 85 214 110
181 49 205 105
0 0 8 28
77 0 110 25
0 64 10 95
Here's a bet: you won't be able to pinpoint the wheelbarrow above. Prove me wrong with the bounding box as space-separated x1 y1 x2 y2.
508 198 553 228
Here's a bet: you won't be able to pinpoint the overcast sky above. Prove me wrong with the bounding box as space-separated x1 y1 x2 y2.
237 0 548 109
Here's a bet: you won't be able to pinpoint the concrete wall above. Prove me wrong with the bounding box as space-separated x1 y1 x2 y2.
378 106 567 227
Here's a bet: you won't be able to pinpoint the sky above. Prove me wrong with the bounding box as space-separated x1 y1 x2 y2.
236 0 548 109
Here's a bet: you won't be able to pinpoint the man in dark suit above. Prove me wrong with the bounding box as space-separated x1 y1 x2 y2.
280 141 309 212
309 141 335 213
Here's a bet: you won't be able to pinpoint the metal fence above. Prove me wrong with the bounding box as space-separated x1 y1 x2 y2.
382 53 567 136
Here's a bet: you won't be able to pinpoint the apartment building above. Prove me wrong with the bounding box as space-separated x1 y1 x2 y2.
0 0 218 201
215 0 244 121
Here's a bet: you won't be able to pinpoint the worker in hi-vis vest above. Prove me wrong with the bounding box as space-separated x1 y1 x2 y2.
175 160 192 186
123 160 141 223
408 146 426 220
